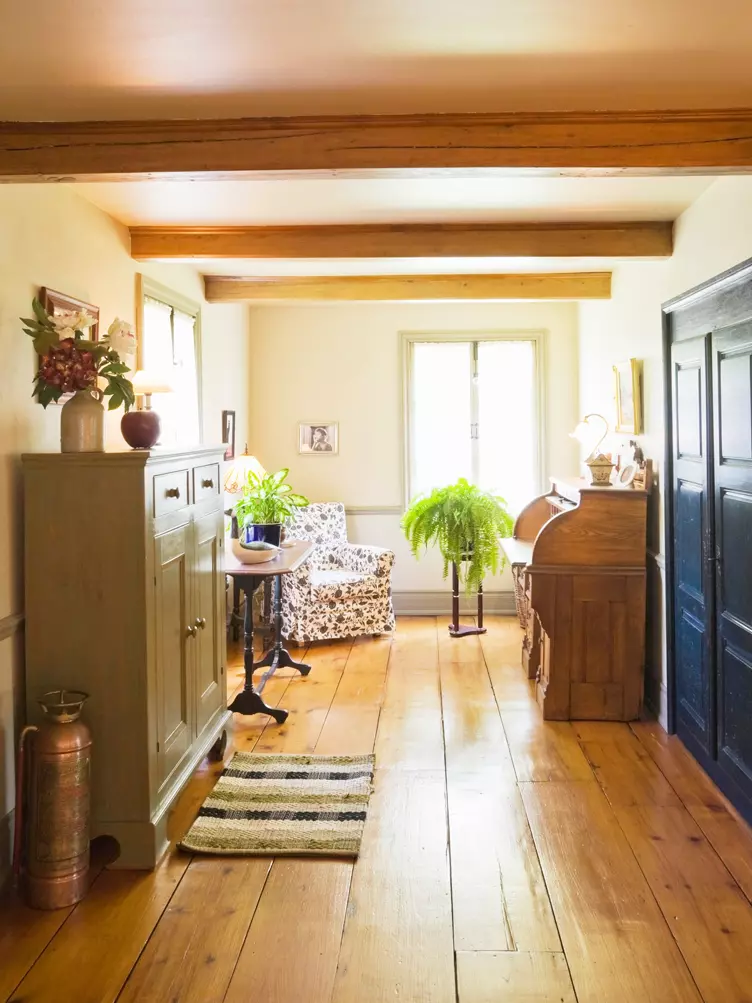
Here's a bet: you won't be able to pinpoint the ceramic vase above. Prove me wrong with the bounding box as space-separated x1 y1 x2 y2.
60 389 105 453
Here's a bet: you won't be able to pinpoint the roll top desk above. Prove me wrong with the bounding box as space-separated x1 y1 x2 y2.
501 475 648 721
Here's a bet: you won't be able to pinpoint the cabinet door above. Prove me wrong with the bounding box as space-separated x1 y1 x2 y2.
711 323 752 813
192 509 226 738
154 523 194 789
671 335 716 757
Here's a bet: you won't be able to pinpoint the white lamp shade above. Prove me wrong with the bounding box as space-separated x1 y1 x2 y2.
131 370 175 395
224 453 266 494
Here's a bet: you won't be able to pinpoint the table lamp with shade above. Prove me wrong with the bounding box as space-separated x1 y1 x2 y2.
569 412 615 485
223 447 266 498
120 370 174 449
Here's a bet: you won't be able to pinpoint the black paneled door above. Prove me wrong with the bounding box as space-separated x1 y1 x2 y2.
711 323 752 806
666 261 752 824
671 335 715 757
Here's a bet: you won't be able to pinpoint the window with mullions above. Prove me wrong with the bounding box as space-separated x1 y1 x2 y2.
405 336 540 515
140 284 201 446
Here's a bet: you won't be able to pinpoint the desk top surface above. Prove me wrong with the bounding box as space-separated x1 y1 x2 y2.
224 538 314 577
501 537 534 567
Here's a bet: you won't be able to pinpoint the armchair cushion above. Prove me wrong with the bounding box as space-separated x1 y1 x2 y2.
310 569 382 602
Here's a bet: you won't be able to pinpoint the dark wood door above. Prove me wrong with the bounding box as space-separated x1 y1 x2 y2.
711 323 752 813
671 335 716 757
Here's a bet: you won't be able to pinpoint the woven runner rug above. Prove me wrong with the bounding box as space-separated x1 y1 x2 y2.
179 752 375 857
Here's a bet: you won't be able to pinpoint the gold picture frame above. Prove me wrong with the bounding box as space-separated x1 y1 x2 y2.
613 358 643 434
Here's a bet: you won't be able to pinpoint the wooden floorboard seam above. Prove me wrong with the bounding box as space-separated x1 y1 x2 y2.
476 634 582 1003
212 858 277 1003
626 723 752 907
436 618 463 1003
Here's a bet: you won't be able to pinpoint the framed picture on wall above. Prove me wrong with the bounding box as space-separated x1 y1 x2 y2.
222 409 236 460
38 287 100 405
613 359 643 434
298 422 339 454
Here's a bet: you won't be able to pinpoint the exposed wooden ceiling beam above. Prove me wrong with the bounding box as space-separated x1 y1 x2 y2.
131 223 671 260
1 111 751 181
203 273 612 302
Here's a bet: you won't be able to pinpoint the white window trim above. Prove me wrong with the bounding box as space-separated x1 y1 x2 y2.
399 329 547 508
136 273 204 443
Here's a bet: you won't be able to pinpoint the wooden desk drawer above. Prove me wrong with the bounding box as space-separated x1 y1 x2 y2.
153 469 190 516
193 463 221 503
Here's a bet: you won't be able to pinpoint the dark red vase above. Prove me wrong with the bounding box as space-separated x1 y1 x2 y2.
121 410 160 449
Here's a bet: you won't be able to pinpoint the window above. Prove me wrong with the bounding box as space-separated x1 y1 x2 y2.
139 278 202 446
405 335 541 515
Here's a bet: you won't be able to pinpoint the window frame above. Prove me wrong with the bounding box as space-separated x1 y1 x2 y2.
400 329 547 508
136 274 204 444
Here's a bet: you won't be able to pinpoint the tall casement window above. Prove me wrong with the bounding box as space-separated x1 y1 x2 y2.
139 278 202 446
404 335 542 515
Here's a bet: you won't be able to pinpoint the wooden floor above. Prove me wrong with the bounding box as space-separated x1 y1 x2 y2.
3 616 752 1003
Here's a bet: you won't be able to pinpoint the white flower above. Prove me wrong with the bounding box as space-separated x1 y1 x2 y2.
51 309 96 333
106 318 136 357
57 327 76 341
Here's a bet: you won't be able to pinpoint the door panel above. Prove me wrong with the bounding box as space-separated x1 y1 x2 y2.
193 509 225 738
711 325 752 806
671 336 715 756
154 523 193 788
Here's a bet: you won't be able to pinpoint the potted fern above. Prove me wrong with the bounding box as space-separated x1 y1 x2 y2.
234 468 309 547
402 478 514 635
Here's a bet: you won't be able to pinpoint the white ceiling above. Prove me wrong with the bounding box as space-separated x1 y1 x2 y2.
2 0 752 119
75 176 715 227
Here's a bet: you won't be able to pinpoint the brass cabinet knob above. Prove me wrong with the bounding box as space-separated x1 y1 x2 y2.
201 478 214 489
186 624 198 638
194 617 207 629
165 487 181 499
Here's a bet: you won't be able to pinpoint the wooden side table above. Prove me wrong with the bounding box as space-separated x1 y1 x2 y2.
224 539 315 724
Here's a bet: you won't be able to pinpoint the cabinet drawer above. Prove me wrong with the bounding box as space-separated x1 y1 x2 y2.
193 463 221 503
153 469 190 516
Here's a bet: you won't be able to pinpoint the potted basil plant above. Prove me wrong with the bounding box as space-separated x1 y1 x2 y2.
234 468 309 547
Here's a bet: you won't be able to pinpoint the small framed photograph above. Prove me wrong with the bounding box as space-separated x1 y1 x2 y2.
222 409 236 461
613 359 643 434
299 422 338 455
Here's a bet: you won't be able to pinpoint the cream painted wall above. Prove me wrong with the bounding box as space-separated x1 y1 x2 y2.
578 176 752 722
248 301 580 592
0 184 252 882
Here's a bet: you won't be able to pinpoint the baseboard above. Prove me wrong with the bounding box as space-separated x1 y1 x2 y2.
392 590 516 617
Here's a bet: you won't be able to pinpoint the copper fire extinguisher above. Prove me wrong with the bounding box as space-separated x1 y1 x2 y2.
13 690 92 910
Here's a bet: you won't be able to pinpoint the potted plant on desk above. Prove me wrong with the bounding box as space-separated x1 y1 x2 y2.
402 478 514 637
234 468 309 547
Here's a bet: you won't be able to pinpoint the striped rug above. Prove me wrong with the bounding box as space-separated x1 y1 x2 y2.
179 752 375 857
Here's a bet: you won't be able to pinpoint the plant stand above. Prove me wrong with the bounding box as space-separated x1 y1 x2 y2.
448 562 487 637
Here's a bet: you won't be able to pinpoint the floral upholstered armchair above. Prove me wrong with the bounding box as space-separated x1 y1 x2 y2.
281 502 395 643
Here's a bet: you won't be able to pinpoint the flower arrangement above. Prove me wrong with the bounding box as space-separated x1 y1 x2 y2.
21 298 136 410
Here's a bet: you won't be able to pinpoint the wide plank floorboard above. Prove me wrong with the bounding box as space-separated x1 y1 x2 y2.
521 780 703 1003
5 618 752 1003
615 804 752 1003
456 950 577 1003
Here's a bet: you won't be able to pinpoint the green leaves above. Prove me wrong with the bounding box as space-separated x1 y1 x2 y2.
402 478 514 594
32 380 63 409
235 468 309 527
102 373 136 412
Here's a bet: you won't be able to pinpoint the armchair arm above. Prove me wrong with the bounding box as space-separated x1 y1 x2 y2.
328 542 395 580
283 559 312 599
